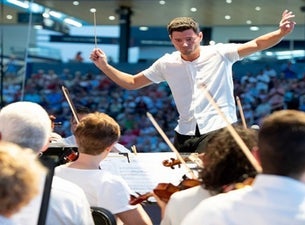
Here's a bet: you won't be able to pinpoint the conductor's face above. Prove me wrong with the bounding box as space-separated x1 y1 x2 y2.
170 29 202 58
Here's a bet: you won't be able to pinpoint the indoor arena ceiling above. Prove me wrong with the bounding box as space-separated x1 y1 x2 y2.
2 0 305 28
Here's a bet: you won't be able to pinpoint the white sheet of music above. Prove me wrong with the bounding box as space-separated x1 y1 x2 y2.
99 152 195 195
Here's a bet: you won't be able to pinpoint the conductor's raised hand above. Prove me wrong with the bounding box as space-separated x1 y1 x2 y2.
279 10 296 34
90 48 108 68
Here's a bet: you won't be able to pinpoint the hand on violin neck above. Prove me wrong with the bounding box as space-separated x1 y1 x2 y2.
152 192 167 219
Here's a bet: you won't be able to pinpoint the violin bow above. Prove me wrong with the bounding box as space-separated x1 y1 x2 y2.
61 86 80 124
200 85 262 173
236 96 247 129
146 112 197 179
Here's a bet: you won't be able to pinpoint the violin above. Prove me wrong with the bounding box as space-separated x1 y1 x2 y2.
129 183 179 205
129 176 201 205
162 153 204 169
162 158 183 169
136 113 201 205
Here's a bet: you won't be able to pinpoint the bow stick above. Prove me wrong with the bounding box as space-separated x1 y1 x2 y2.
61 86 80 124
236 96 247 129
146 112 197 179
200 85 262 173
90 8 98 49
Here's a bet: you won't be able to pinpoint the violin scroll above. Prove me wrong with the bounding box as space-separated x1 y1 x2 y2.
162 153 204 169
162 158 181 169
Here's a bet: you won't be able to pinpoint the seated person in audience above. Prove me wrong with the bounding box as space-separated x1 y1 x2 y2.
157 126 258 225
52 105 130 153
181 109 305 225
0 141 45 225
0 101 94 225
55 112 153 225
74 51 84 62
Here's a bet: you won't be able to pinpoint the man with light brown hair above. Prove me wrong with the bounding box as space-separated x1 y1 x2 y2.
56 112 153 225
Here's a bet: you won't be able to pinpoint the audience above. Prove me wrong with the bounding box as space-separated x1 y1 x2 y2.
55 112 153 225
1 59 305 225
0 101 94 225
3 59 305 152
0 141 45 225
158 126 258 225
181 109 305 225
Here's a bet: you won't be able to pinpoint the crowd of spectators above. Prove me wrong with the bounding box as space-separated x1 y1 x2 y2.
2 60 305 153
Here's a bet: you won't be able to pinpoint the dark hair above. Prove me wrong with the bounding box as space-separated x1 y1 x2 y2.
167 17 201 35
75 105 91 114
258 110 305 179
200 126 258 193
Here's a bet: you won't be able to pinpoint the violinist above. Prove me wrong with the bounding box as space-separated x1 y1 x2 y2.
182 110 305 225
52 104 131 153
0 101 94 225
157 125 258 225
55 112 153 225
51 105 91 147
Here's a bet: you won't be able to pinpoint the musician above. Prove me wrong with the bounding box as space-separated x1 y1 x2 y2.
0 142 45 225
0 101 94 225
53 105 91 146
55 112 153 225
52 105 130 153
156 126 258 225
90 10 295 153
181 110 305 225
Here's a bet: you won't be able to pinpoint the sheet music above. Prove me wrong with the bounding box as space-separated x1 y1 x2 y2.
99 152 196 195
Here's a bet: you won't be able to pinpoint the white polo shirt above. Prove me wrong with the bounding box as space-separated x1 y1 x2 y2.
143 44 241 135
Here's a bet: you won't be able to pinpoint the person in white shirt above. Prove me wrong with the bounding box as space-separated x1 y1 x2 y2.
0 101 94 225
55 112 152 225
0 142 45 225
181 110 305 225
90 10 295 153
157 126 258 225
52 105 130 153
